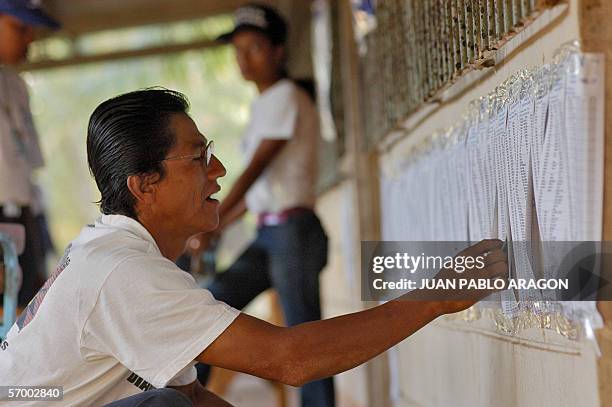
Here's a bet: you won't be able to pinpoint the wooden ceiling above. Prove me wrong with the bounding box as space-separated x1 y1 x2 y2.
44 0 275 35
27 0 312 76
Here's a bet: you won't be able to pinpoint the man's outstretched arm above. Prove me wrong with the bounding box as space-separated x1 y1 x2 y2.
198 239 506 387
198 299 444 387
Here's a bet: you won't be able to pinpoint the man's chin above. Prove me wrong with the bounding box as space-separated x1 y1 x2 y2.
201 216 220 233
194 200 219 228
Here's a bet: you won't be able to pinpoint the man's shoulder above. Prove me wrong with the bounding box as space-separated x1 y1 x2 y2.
68 223 161 278
76 223 153 255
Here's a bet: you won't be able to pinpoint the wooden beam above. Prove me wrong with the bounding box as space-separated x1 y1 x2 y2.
19 39 221 71
337 0 387 406
44 0 251 36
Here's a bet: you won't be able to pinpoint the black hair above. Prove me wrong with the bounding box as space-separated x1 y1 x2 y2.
86 88 190 219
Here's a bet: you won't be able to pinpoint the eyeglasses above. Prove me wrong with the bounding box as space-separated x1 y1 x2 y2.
161 140 215 168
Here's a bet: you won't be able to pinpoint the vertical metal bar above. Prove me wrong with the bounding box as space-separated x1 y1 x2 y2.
404 0 419 109
386 0 397 124
379 1 393 131
413 0 425 103
416 0 430 98
487 0 497 48
473 0 482 59
464 0 475 63
451 0 464 72
445 0 457 77
394 0 407 118
394 0 406 121
439 0 450 83
495 0 504 40
479 0 489 52
512 0 522 27
457 0 468 68
504 0 513 32
434 0 445 88
521 0 531 19
430 0 444 87
465 0 476 64
431 0 440 87
425 0 436 94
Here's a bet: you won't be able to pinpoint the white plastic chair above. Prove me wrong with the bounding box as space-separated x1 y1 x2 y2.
0 223 25 339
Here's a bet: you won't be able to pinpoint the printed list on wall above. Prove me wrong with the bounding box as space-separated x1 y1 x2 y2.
379 42 604 339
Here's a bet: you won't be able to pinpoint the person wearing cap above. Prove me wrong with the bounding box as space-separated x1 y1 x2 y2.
188 4 335 405
0 0 60 306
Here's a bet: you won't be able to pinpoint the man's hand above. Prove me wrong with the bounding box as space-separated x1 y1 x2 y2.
430 239 508 315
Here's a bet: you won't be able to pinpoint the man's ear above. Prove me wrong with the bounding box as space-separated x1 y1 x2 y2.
126 173 161 207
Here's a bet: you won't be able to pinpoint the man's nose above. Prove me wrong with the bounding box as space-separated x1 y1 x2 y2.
207 155 226 179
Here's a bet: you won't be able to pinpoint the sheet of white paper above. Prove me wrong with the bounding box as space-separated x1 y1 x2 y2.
466 121 484 241
563 54 605 241
535 71 572 241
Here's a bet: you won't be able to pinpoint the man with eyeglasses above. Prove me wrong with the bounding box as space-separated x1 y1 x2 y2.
0 0 60 306
0 88 507 406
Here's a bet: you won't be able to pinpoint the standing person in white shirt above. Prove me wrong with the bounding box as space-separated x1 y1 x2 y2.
188 4 335 406
0 0 60 306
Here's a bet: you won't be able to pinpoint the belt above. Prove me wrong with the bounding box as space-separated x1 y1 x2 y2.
257 207 313 227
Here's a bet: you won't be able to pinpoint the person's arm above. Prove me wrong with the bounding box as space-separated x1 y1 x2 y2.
169 380 233 406
198 300 442 387
198 239 506 387
219 139 287 220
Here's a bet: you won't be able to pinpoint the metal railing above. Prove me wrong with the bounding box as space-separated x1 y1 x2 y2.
0 229 22 340
360 0 562 146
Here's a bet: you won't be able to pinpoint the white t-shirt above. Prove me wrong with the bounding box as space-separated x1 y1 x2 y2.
0 215 240 406
0 67 44 206
242 79 320 214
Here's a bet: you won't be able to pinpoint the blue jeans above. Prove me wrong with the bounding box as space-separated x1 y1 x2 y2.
103 388 192 406
197 210 335 407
